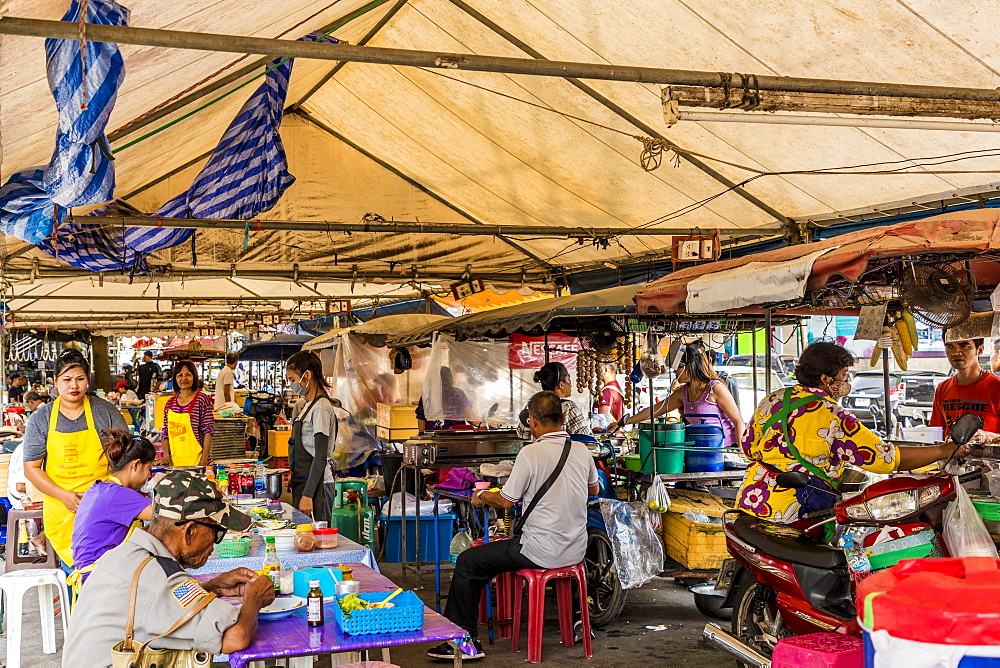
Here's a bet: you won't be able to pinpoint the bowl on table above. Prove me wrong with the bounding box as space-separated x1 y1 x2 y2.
258 596 305 620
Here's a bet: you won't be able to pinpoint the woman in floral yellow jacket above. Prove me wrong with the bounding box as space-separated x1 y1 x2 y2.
737 342 972 524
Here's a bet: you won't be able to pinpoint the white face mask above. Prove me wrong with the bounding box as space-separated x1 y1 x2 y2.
828 380 852 399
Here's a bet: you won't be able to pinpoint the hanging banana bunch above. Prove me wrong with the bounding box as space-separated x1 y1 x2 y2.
869 309 918 371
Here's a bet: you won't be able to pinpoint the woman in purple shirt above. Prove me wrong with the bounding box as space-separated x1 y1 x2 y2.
70 429 155 585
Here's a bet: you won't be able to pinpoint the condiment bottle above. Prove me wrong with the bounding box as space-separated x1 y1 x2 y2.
262 536 281 592
307 579 324 627
294 524 316 552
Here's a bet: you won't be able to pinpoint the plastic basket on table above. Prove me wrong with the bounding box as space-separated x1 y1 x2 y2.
333 591 424 635
216 536 251 558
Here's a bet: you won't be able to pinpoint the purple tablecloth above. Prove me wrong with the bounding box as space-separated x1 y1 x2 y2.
190 503 377 574
198 563 466 668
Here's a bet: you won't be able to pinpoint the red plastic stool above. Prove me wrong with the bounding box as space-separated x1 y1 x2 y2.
478 571 514 640
511 564 592 663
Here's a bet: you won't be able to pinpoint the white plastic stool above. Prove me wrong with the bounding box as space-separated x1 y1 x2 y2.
0 568 71 668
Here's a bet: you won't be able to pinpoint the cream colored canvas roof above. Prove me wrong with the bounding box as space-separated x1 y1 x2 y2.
3 0 1000 327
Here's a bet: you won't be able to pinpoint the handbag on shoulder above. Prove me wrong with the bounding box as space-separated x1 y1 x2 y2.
110 555 216 668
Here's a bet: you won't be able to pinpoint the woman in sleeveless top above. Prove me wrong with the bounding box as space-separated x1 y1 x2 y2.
617 342 744 446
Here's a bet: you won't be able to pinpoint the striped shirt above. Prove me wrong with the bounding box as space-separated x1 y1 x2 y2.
160 391 215 447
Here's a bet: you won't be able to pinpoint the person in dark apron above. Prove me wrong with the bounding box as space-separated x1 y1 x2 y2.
284 351 338 524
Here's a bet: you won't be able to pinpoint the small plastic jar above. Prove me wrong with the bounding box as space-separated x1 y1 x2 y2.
294 524 316 552
314 527 339 549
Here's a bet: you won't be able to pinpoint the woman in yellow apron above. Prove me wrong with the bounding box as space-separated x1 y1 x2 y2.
23 349 128 568
159 360 214 467
69 429 154 587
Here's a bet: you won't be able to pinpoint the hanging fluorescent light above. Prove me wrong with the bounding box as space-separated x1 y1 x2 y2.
677 110 1000 132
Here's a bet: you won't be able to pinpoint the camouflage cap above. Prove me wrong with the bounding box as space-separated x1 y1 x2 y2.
152 470 253 532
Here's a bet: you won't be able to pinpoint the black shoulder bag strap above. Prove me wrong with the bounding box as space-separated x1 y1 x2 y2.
513 438 573 536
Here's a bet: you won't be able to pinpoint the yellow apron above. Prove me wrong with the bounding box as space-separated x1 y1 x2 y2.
167 397 203 466
66 475 139 597
43 397 108 566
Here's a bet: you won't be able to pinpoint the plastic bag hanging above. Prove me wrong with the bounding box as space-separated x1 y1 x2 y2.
943 476 999 558
596 498 664 589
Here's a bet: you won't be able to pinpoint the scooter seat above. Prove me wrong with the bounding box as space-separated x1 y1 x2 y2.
733 513 846 570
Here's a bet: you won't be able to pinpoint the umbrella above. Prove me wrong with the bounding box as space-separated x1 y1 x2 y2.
238 334 311 362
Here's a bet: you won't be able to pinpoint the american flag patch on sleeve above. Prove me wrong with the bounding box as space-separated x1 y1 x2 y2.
171 579 209 608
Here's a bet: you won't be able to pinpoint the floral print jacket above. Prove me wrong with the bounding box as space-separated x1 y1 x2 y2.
736 385 898 523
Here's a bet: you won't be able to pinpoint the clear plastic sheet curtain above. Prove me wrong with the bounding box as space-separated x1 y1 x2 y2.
327 333 429 468
420 335 543 426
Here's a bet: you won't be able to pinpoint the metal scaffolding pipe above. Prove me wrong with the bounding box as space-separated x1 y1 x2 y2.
1 266 550 283
3 17 1000 102
70 214 780 237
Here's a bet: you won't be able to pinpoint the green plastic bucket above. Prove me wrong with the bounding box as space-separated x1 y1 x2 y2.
653 445 686 474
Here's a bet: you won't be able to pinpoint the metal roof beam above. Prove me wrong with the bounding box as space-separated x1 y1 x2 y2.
68 214 780 237
4 17 1000 102
445 0 792 229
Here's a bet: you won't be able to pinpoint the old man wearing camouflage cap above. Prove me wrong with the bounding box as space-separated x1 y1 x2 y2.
64 471 276 667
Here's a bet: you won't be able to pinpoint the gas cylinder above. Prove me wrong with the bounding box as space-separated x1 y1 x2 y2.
329 478 375 552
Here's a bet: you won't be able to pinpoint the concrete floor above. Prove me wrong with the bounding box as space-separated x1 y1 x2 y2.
1 564 730 667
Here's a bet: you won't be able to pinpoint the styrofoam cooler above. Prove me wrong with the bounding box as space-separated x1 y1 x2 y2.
858 557 1000 668
772 633 863 668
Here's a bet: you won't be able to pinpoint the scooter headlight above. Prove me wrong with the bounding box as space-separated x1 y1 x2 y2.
865 490 918 521
844 485 943 522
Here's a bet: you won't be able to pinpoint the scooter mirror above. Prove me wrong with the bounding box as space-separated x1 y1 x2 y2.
775 471 811 489
951 413 984 447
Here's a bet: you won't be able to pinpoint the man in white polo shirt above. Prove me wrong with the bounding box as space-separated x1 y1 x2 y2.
427 391 599 661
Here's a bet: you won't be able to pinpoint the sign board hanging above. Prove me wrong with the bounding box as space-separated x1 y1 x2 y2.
508 333 579 370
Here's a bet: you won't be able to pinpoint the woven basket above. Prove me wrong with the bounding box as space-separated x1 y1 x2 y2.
333 591 424 635
216 536 251 558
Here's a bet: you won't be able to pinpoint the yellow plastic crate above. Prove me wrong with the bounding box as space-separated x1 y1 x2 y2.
660 490 730 570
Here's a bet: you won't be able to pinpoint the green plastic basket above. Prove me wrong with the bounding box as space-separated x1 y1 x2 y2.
867 542 934 571
972 499 1000 522
216 537 251 558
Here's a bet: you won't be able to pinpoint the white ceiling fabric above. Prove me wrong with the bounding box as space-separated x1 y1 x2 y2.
3 0 1000 323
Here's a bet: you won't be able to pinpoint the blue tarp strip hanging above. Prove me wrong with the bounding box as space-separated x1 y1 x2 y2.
0 0 126 245
1 17 334 272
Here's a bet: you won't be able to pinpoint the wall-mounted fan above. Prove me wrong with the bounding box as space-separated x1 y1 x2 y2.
899 263 973 328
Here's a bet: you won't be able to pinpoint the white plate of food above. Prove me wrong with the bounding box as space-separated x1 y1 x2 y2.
259 596 305 620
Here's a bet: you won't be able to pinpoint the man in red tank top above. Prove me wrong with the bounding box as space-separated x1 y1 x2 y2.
930 338 1000 440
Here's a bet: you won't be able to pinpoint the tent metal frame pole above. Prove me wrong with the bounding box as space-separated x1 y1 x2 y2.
5 17 1000 103
108 0 399 144
882 348 893 436
291 0 409 109
293 110 554 269
69 214 781 238
2 266 551 283
447 0 794 229
764 308 772 395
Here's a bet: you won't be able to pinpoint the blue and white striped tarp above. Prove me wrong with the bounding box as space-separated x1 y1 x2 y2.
0 0 125 246
0 169 66 245
1 8 330 273
29 34 335 272
44 0 129 208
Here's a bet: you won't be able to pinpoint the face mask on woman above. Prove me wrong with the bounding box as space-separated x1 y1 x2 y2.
827 380 852 399
289 373 310 396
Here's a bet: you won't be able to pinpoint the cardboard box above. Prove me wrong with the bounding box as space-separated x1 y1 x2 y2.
660 489 730 570
376 425 419 441
377 403 418 430
268 429 292 457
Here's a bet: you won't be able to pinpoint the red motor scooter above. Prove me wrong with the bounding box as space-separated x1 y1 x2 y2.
704 412 983 667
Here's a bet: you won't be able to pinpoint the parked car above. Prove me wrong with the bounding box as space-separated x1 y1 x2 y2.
841 369 948 431
726 354 797 379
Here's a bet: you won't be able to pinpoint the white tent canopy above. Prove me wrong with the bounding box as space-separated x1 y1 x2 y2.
3 0 1000 324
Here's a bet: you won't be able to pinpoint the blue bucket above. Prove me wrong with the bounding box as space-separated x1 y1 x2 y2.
684 414 724 472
